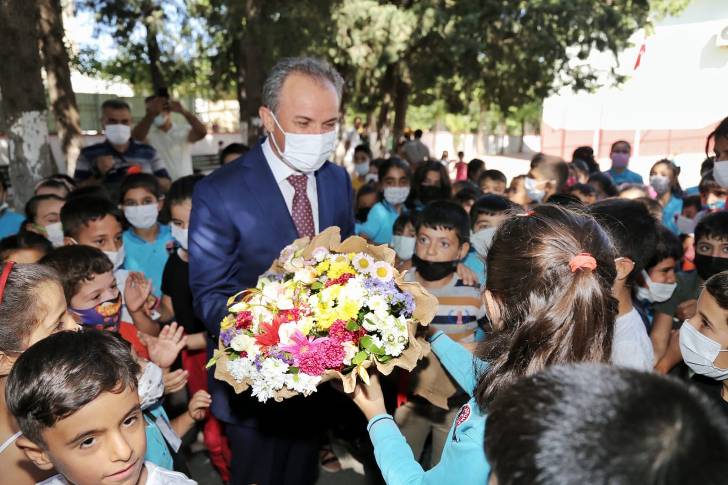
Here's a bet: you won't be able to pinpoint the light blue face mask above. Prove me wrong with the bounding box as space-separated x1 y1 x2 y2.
707 199 726 211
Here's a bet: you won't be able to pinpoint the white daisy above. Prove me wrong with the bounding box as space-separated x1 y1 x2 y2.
371 261 394 281
352 253 375 274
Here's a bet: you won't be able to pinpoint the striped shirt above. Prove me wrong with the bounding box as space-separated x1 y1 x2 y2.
74 139 170 183
404 270 487 343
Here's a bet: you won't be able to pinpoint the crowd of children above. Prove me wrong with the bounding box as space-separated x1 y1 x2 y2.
0 111 728 485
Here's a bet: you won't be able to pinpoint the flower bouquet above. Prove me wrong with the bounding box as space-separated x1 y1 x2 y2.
208 227 437 402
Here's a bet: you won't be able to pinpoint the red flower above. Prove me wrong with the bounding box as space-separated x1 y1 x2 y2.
235 311 253 330
325 273 355 287
256 319 284 347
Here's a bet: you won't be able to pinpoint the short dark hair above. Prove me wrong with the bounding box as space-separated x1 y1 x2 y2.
34 178 71 197
452 180 480 196
0 231 53 261
66 184 112 202
646 225 683 271
588 173 618 197
706 115 728 157
120 172 162 203
705 271 728 312
588 199 658 284
478 169 507 186
101 99 131 112
485 363 728 485
695 211 728 244
470 194 520 228
618 183 649 198
219 143 250 165
415 200 470 245
635 196 664 223
377 157 411 183
5 330 140 447
610 139 632 152
546 193 584 208
454 186 481 206
354 144 372 158
467 159 486 181
699 170 728 197
393 212 416 235
60 196 122 239
0 264 61 355
572 146 599 173
24 194 64 223
41 246 113 303
683 195 702 212
414 129 423 138
568 183 596 197
167 174 204 207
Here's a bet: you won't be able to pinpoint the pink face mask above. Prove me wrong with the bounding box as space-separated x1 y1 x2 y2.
611 152 629 168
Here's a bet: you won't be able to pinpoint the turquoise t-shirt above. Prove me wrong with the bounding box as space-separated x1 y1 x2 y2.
463 250 486 286
368 332 490 485
605 168 644 186
661 195 683 235
123 224 173 296
356 201 402 245
143 402 175 471
0 208 25 239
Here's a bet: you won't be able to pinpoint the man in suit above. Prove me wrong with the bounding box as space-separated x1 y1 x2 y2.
189 57 355 485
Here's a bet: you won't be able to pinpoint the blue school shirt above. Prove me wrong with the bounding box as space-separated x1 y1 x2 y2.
367 332 490 485
144 402 175 470
685 186 699 196
662 195 683 235
463 250 486 286
0 208 24 238
355 201 401 245
123 224 173 296
605 168 643 186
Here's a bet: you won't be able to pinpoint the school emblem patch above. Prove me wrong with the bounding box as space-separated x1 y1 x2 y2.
452 404 471 441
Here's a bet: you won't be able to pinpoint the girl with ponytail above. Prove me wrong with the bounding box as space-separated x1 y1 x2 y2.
350 204 619 485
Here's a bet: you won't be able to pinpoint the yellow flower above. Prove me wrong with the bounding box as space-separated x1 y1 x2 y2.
220 314 236 330
338 298 362 321
328 260 355 279
316 260 330 274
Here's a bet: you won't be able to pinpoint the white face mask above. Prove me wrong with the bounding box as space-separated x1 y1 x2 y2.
649 174 671 195
124 204 159 229
44 222 65 248
635 270 676 303
138 362 165 410
104 245 126 271
391 235 415 260
153 114 167 128
171 224 188 250
365 173 379 184
269 113 336 173
471 227 497 258
524 177 546 203
714 160 728 188
680 320 728 380
354 161 370 176
105 124 131 146
676 214 697 235
383 186 410 206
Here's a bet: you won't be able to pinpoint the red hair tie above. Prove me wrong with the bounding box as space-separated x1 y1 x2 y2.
569 253 597 273
0 261 15 303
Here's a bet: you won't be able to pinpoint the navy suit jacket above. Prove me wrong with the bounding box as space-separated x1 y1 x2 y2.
189 141 354 425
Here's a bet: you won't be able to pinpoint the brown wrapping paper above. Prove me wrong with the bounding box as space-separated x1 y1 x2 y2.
213 226 438 401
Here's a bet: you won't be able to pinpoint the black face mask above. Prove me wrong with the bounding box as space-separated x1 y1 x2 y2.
420 185 446 203
694 254 728 282
356 207 371 223
412 254 459 281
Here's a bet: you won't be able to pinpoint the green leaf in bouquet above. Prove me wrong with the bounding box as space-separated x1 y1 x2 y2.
346 319 361 331
290 366 300 375
359 335 374 350
352 350 368 366
228 353 240 361
206 348 228 369
377 355 392 363
310 281 324 291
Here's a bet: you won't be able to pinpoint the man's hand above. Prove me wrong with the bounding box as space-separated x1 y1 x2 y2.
125 272 152 314
676 299 698 321
168 100 185 114
146 96 166 116
138 322 187 369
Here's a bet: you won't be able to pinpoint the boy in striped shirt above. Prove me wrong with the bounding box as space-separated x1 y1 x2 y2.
397 201 488 469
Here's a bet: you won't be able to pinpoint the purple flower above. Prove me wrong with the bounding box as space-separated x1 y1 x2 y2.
221 328 236 347
363 277 415 317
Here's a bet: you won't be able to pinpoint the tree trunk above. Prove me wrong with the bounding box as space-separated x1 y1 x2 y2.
391 66 411 152
374 64 396 156
0 0 55 209
142 4 165 92
242 0 264 146
37 0 82 175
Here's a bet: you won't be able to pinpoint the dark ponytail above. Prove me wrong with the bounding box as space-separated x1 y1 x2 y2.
475 205 618 410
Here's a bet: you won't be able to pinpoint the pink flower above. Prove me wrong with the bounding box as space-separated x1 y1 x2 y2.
281 330 345 376
328 320 365 345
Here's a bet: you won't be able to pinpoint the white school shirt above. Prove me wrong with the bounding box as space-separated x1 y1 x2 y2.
37 461 197 485
261 137 320 233
611 307 654 371
146 123 193 181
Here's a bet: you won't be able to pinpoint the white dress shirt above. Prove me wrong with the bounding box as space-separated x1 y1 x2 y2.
147 123 193 181
262 138 320 233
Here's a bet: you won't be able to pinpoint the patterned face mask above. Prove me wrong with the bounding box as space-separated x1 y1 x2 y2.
69 294 122 331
